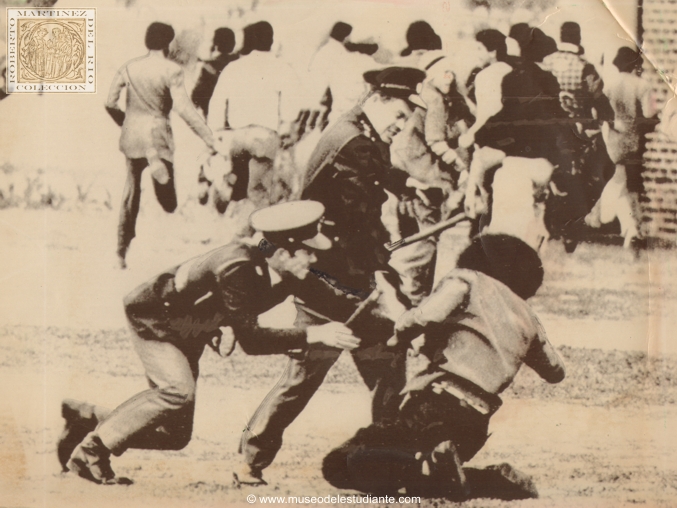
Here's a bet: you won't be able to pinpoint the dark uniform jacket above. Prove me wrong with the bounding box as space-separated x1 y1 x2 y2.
124 241 306 355
300 106 407 322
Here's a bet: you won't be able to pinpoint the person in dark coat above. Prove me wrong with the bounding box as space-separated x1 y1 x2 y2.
464 25 574 249
237 67 427 486
191 27 238 116
58 201 360 485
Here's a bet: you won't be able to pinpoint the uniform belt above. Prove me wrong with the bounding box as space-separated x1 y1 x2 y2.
430 374 502 416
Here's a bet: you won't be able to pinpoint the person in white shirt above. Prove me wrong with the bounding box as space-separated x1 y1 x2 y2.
458 30 513 152
307 22 377 126
460 30 515 232
589 47 659 249
207 21 302 208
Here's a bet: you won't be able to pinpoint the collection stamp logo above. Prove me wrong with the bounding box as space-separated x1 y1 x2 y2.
6 8 95 93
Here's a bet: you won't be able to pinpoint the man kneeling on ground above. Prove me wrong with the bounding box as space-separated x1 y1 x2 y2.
322 233 565 500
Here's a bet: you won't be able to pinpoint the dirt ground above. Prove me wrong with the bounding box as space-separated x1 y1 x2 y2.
1 0 673 504
1 201 677 507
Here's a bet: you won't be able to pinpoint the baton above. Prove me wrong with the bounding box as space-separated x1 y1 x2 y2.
298 288 382 327
385 212 469 252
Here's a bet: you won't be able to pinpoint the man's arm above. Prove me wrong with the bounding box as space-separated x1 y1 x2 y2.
104 68 126 127
393 275 470 346
168 65 215 150
207 66 230 132
277 60 304 137
220 264 359 355
639 77 659 119
460 64 508 147
523 316 566 383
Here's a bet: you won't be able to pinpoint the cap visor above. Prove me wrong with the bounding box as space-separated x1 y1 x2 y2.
408 93 427 110
301 232 332 251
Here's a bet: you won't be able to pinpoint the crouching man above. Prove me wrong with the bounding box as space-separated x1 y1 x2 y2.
322 233 565 499
58 200 359 485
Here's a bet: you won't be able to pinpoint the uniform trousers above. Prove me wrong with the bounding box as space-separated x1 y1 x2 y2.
240 306 406 473
96 329 205 456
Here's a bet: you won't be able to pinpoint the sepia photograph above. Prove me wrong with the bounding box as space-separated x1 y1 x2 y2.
1 0 677 506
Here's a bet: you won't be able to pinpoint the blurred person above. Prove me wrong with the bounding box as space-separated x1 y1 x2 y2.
323 233 565 500
390 21 475 302
459 29 514 153
191 27 238 116
307 21 378 126
588 47 659 249
207 21 302 209
540 22 614 251
238 67 427 486
477 24 562 158
105 22 216 269
541 22 605 120
397 20 473 175
0 54 7 100
58 201 360 485
462 26 570 250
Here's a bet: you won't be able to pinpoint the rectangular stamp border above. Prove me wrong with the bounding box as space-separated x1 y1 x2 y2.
6 7 96 94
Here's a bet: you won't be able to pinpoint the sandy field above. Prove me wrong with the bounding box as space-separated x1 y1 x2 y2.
1 1 675 506
1 201 677 507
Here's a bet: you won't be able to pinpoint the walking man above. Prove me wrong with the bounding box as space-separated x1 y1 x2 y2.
58 200 359 485
105 22 216 269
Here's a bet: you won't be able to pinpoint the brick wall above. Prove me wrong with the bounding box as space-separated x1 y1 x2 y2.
641 0 677 243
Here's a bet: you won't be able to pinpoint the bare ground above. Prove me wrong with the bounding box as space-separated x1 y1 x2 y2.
1 205 677 507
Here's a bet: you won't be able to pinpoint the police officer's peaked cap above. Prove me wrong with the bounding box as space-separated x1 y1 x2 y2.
250 200 331 251
363 66 426 108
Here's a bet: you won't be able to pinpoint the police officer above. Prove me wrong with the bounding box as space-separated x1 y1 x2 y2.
59 201 359 485
238 67 427 486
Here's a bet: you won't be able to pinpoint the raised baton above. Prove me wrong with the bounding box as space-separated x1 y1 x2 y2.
385 212 469 252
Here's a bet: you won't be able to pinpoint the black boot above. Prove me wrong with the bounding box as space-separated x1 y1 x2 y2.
57 399 100 472
67 432 131 485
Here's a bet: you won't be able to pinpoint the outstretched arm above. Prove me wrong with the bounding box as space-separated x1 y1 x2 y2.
169 66 215 150
220 265 359 355
207 68 230 132
524 316 566 383
393 275 470 347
